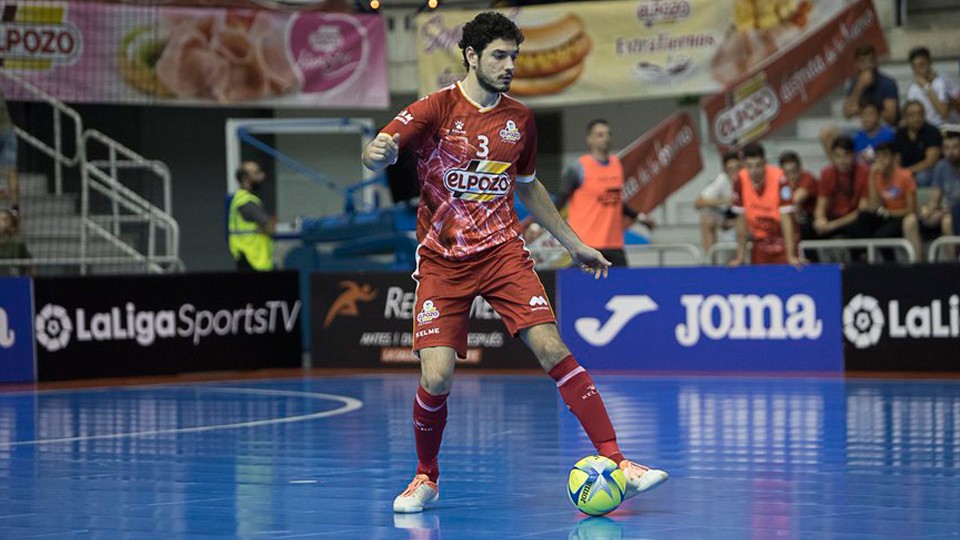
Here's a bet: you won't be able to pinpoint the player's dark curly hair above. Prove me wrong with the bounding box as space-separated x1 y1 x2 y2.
458 12 524 70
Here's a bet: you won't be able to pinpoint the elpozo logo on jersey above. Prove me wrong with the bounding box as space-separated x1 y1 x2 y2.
34 300 301 352
499 120 521 143
443 159 511 202
843 293 960 349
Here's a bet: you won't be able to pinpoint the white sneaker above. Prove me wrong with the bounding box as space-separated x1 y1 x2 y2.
393 474 439 513
619 460 669 499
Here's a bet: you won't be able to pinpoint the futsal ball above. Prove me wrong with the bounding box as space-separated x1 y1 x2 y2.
567 455 626 516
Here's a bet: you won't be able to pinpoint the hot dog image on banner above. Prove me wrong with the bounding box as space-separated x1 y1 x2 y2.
416 0 848 106
0 2 388 108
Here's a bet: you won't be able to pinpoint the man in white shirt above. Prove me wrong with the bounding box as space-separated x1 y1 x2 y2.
906 47 960 129
695 151 740 253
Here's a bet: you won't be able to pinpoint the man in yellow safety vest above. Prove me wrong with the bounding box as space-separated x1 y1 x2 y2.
228 161 276 271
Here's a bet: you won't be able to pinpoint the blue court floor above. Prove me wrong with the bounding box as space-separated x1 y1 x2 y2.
0 372 959 539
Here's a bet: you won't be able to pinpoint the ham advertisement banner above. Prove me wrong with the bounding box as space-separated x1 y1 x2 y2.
0 2 388 108
703 0 887 150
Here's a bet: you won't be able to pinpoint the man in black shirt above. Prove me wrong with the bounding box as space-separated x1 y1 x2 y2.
893 100 942 187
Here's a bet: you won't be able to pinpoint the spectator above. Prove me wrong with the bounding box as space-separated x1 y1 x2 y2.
820 100 895 166
227 161 276 271
893 100 942 188
843 44 899 126
926 129 960 259
0 88 18 217
0 208 31 276
778 151 818 243
906 47 960 129
728 143 800 266
859 142 923 261
694 151 739 254
813 136 870 261
556 119 654 267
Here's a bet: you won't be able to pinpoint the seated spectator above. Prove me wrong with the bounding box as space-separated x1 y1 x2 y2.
779 151 818 242
843 44 899 126
893 100 942 187
858 142 923 261
0 208 31 276
814 136 870 241
906 47 960 129
695 151 739 253
820 100 896 166
728 143 800 267
926 129 960 259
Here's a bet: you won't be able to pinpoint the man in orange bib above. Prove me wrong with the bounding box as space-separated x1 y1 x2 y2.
728 142 801 266
556 119 654 267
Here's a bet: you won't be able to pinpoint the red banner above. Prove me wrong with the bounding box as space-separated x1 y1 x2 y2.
619 111 703 213
702 0 887 151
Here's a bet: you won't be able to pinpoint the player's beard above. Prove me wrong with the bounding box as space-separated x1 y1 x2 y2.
476 64 510 94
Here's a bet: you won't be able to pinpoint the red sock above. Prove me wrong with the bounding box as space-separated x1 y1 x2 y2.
549 355 624 464
413 385 448 482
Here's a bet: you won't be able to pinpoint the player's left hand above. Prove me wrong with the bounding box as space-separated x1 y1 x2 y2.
570 245 611 279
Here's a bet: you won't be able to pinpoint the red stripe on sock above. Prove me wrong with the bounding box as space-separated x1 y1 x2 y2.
414 386 448 482
552 356 624 464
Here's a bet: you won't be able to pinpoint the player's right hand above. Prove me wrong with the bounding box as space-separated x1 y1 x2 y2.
367 133 400 166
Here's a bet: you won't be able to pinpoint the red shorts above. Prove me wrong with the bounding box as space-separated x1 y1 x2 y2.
751 237 798 265
412 237 556 359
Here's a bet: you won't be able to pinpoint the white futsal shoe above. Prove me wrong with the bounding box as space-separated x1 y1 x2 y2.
619 460 669 499
393 474 439 513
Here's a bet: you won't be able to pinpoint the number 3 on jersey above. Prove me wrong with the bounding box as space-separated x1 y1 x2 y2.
477 135 489 158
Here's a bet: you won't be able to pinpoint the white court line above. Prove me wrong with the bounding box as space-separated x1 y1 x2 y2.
0 387 363 448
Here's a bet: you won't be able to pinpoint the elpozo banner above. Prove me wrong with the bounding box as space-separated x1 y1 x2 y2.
0 2 387 108
416 0 846 105
312 271 554 369
557 265 844 373
703 0 887 150
619 111 702 213
33 272 302 380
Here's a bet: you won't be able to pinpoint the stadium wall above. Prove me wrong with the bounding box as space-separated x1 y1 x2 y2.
6 264 955 383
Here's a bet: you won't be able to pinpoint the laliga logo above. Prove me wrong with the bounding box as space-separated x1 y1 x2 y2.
843 293 960 349
843 294 884 349
35 304 72 353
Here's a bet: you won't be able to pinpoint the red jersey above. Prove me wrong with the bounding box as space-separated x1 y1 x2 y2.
874 167 916 211
793 170 818 218
818 164 869 220
381 82 537 260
